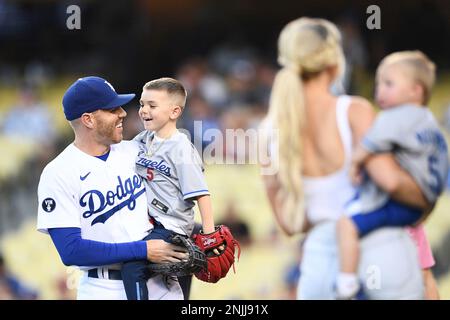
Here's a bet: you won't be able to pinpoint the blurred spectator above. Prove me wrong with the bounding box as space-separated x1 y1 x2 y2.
183 94 221 150
177 58 207 93
0 253 38 300
209 43 257 77
219 106 253 162
1 86 56 145
198 73 229 109
177 58 229 110
24 61 52 88
253 62 276 109
217 202 251 247
122 105 144 140
337 13 368 94
225 58 258 107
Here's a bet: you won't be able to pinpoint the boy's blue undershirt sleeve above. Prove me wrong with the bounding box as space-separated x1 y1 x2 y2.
48 227 147 266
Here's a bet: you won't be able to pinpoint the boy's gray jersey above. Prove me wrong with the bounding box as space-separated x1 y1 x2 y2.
134 130 209 236
357 104 448 212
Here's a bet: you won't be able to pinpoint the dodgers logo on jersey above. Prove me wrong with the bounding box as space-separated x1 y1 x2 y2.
42 198 56 213
79 174 145 225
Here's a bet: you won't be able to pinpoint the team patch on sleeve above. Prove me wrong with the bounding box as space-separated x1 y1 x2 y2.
42 198 56 213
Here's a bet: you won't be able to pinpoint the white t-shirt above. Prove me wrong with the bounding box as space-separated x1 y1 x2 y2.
37 141 151 244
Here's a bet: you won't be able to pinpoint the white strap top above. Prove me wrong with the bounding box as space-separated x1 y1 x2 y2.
303 95 357 225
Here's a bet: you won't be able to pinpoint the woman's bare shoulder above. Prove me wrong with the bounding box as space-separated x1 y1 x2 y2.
347 96 376 121
348 96 374 112
346 96 376 137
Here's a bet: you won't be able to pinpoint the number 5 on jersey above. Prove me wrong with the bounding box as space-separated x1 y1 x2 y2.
146 168 154 181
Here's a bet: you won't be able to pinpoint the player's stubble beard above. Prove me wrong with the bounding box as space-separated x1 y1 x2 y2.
96 118 123 146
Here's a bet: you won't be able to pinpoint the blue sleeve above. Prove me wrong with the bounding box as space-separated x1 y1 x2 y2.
351 199 422 237
48 228 147 266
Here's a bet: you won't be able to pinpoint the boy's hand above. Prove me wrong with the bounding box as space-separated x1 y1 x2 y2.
349 161 363 186
201 226 224 255
193 225 241 283
213 246 225 255
349 144 371 185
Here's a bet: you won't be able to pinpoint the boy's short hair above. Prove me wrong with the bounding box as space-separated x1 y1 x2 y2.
143 77 187 107
377 51 436 104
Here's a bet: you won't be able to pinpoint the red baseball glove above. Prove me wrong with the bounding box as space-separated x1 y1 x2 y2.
193 225 241 283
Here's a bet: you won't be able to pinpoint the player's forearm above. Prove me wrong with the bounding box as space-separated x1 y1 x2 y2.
48 227 147 266
196 195 215 233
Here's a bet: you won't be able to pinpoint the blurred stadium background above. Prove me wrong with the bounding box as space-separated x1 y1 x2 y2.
1 0 450 299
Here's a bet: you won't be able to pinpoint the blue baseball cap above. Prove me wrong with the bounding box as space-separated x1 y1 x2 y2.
62 76 135 121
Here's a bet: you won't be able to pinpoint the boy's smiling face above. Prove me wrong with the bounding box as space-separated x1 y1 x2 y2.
375 63 424 109
139 89 182 134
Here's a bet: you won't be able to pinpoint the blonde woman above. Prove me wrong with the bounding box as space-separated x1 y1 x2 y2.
336 51 446 299
262 17 427 299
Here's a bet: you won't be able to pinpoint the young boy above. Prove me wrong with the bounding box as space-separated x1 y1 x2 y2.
336 51 448 299
121 77 218 300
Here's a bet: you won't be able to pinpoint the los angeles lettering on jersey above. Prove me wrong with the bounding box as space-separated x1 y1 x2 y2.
80 174 145 225
416 129 448 152
136 157 172 177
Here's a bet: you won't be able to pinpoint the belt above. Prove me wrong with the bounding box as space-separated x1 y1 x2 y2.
87 268 122 280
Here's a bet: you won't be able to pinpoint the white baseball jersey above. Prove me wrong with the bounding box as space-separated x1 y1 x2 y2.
134 130 210 236
37 141 184 300
37 141 152 267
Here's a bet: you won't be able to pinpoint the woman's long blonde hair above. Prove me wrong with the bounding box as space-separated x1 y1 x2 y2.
267 17 345 234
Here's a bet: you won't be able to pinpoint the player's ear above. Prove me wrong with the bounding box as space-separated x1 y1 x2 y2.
80 112 95 129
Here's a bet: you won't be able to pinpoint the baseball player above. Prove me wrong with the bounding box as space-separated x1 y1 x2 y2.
336 51 449 299
120 77 237 300
37 76 188 300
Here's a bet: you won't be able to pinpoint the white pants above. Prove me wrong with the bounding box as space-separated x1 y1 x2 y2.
77 271 183 300
298 221 424 300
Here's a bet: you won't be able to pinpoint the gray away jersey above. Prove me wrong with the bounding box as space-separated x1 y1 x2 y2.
134 130 209 236
356 104 449 213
